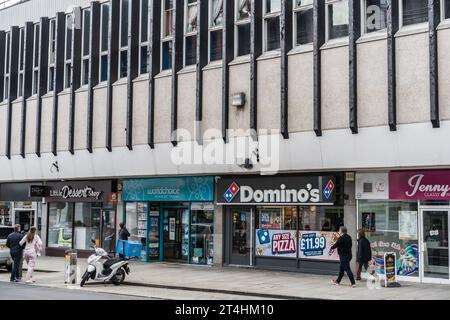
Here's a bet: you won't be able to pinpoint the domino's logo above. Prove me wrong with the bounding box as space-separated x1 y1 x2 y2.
224 182 240 203
323 179 335 199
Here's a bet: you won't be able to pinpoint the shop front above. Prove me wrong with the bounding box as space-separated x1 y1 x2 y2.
217 174 346 275
356 170 450 284
122 177 215 265
0 182 44 235
45 180 118 258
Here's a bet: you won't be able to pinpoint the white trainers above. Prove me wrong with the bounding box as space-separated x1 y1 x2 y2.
25 280 32 284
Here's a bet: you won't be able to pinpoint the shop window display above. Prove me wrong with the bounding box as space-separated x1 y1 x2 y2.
73 203 101 250
48 203 73 248
358 200 419 277
125 202 148 260
190 206 214 265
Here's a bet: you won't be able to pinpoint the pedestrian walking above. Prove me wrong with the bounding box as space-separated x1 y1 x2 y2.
331 226 356 287
19 226 42 284
355 228 372 280
5 224 24 282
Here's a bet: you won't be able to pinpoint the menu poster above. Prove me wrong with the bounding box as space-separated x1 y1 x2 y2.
398 211 418 240
169 218 176 241
384 252 397 287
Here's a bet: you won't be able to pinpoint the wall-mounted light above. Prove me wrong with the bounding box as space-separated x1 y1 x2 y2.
232 92 246 108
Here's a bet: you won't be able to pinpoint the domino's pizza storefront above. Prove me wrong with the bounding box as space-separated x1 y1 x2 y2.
217 174 347 274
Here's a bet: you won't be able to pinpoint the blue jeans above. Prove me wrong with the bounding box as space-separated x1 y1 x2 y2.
336 255 355 285
10 252 22 281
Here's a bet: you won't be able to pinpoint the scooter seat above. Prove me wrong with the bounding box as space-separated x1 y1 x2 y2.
103 257 122 269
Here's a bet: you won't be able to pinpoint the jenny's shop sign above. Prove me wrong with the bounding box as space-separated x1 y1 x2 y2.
389 170 450 200
43 181 113 202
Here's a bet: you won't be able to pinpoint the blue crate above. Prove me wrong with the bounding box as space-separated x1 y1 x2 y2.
116 240 142 257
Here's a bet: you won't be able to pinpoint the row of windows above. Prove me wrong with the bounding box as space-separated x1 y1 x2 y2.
2 0 450 101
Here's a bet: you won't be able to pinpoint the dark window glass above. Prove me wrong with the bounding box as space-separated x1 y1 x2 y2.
65 64 71 88
4 77 9 99
100 55 108 82
18 74 23 97
402 0 428 26
185 35 196 66
33 70 38 94
34 25 40 67
66 15 73 60
162 41 173 70
365 0 387 33
121 0 129 48
210 29 222 61
140 46 148 74
296 9 313 45
446 0 450 19
19 29 24 70
83 60 89 85
5 34 10 73
266 16 280 51
237 23 251 56
83 10 91 56
328 0 349 40
141 0 149 42
101 4 109 52
120 50 128 78
48 67 55 91
50 20 56 64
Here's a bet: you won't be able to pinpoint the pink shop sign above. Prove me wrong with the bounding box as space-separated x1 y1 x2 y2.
389 171 450 200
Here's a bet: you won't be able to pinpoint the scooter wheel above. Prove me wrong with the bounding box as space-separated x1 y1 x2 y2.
111 268 125 286
80 271 90 287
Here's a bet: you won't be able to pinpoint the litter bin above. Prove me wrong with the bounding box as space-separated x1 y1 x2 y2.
64 250 77 284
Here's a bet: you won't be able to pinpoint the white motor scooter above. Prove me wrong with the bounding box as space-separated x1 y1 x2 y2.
80 240 130 287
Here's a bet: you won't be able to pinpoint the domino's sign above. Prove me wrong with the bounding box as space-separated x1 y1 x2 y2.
217 175 336 205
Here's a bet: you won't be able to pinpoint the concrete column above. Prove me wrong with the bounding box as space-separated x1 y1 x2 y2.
344 177 357 270
40 201 47 256
213 204 223 267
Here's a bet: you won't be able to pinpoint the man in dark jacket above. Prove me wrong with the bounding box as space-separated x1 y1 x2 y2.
331 226 356 287
356 228 372 280
118 223 130 258
119 222 130 241
6 224 24 282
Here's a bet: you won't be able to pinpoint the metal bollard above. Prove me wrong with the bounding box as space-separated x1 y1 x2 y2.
64 250 77 284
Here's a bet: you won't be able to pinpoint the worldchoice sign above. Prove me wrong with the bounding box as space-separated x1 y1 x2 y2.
216 176 336 205
122 177 215 202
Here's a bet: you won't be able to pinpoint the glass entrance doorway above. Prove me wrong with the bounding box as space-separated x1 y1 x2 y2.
163 207 189 263
229 207 253 266
420 209 449 283
15 210 33 231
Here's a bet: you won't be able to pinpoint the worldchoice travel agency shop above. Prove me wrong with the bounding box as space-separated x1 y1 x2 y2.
216 174 348 274
122 177 215 265
356 170 450 284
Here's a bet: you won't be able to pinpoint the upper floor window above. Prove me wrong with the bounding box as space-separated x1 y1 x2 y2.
100 3 109 82
184 0 198 67
81 8 91 86
235 0 251 57
294 0 313 47
209 0 223 62
263 0 281 52
119 0 129 78
139 0 149 74
32 23 40 95
48 18 56 92
65 14 73 89
445 0 450 20
363 0 387 34
400 0 428 27
3 32 10 100
326 0 349 41
161 0 174 70
18 27 24 97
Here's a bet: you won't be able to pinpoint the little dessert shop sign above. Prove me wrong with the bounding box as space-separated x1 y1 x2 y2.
45 181 112 202
389 170 450 200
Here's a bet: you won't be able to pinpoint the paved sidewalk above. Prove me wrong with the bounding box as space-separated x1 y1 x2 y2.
1 256 450 300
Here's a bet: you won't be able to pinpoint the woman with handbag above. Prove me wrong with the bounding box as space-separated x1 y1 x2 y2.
19 226 42 284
